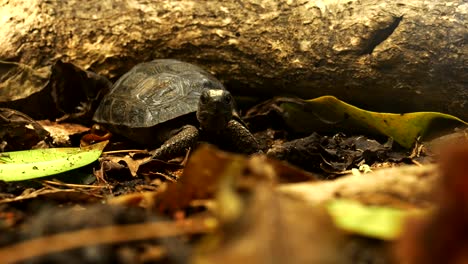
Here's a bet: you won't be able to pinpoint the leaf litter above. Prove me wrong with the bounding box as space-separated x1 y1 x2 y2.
0 65 467 263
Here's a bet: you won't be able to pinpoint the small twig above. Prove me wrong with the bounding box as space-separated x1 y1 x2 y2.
181 147 192 167
0 215 216 264
41 180 107 189
103 149 149 155
411 159 423 167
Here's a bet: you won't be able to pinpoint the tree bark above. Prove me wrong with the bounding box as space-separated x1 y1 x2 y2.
0 0 466 120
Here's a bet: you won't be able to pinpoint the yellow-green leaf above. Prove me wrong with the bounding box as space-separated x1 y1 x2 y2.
280 96 466 148
327 199 413 240
0 141 108 182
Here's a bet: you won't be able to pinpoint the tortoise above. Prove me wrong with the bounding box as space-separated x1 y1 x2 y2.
93 59 259 159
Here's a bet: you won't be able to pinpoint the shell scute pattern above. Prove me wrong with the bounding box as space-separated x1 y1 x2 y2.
93 59 225 129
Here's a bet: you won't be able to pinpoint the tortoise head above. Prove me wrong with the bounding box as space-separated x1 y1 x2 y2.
196 89 234 132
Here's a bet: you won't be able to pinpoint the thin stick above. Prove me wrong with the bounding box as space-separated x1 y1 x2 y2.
41 180 106 189
0 216 216 264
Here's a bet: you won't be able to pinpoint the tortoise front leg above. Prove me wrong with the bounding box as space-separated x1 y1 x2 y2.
224 119 260 154
151 125 199 160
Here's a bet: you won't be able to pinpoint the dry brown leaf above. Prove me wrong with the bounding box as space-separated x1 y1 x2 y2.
154 144 246 212
154 144 315 213
396 140 468 264
99 155 152 177
0 108 50 151
148 144 347 263
195 178 346 264
38 120 89 146
277 164 439 209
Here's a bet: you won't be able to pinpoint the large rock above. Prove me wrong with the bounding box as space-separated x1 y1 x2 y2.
0 0 466 119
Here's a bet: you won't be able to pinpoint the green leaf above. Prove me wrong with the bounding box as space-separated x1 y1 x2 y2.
326 199 412 240
280 96 467 148
0 141 108 182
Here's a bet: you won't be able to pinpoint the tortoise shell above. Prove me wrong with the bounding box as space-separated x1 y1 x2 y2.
93 59 225 130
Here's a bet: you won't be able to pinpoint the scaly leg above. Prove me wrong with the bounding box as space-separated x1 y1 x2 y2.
151 125 199 160
224 119 260 154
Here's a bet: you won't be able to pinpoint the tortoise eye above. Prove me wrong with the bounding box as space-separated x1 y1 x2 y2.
223 94 232 104
200 92 209 104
